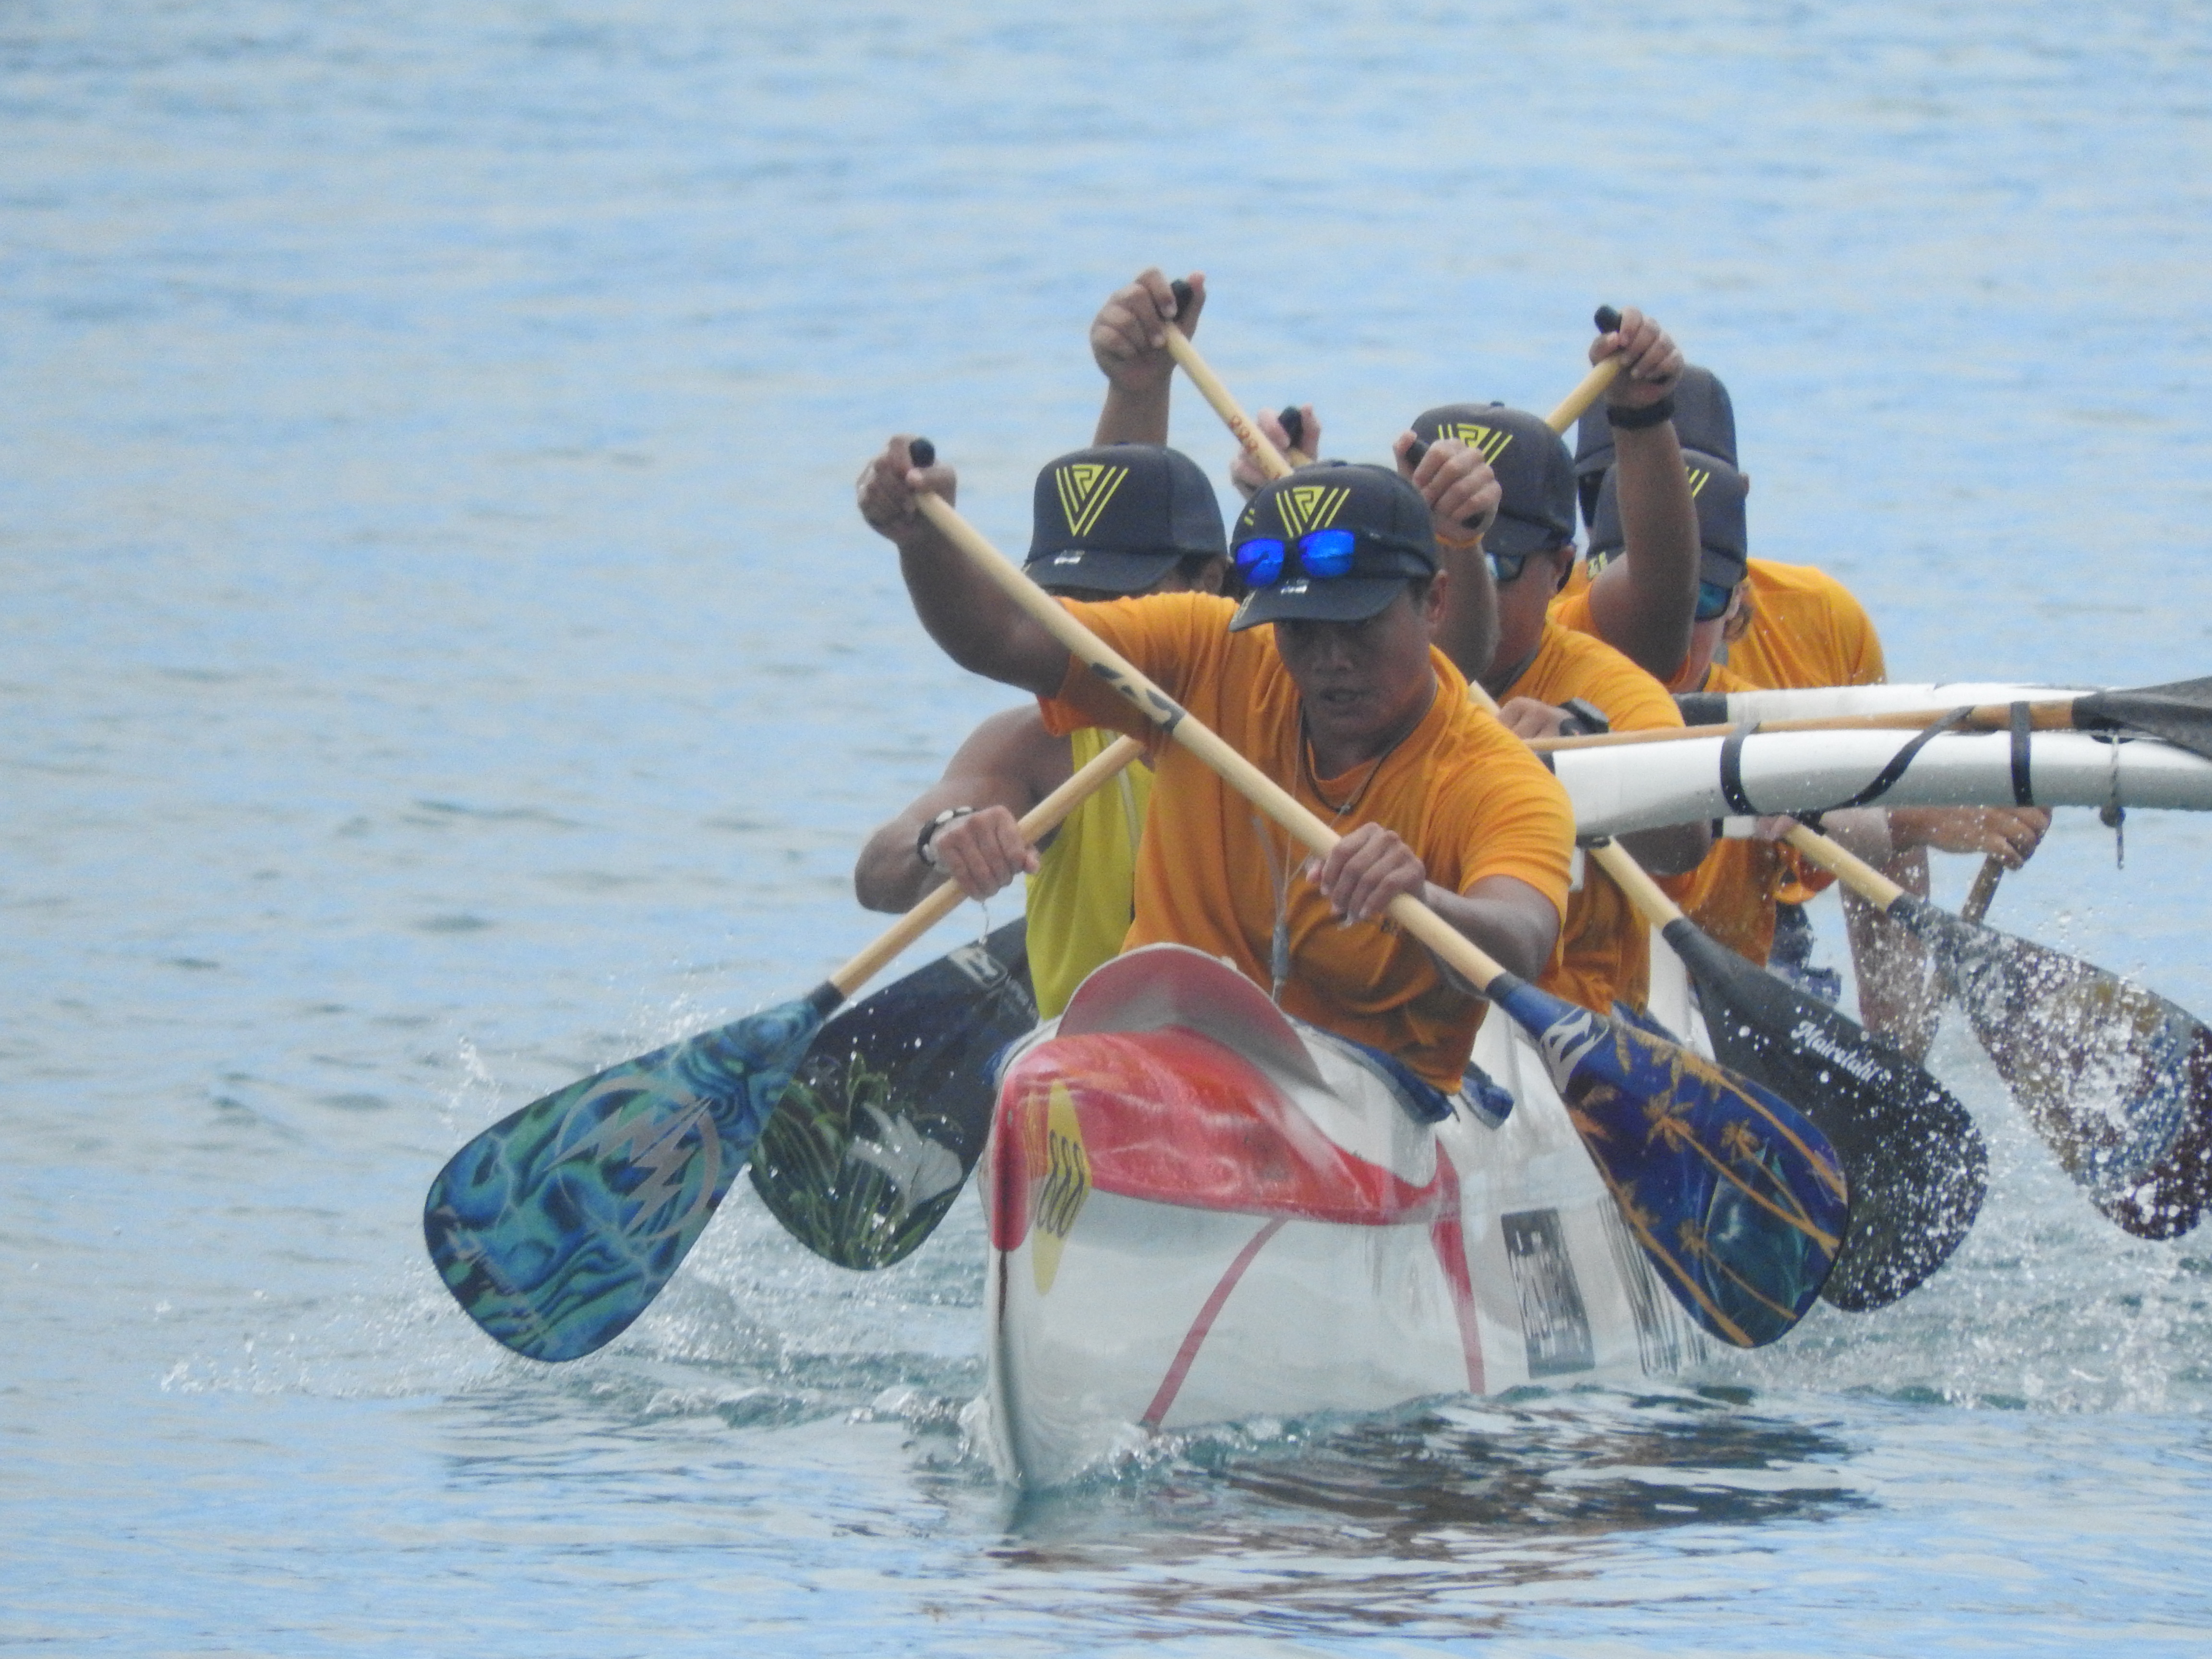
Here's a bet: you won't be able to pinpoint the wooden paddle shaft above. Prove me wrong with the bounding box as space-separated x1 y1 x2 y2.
912 491 1517 995
1165 291 1619 481
1960 855 2005 924
1584 837 1691 928
1533 699 2080 753
1780 822 1910 911
827 733 1145 997
1546 357 1623 435
1161 326 1294 482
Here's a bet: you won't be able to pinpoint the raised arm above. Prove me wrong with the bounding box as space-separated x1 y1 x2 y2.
856 436 1071 696
1091 268 1206 446
1395 432 1503 684
1580 307 1697 681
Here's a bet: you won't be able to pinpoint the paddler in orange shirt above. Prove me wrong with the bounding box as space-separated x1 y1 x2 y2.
1405 400 1710 1018
1590 428 2051 1049
851 439 1230 1017
1222 305 1710 1019
857 443 1576 1094
852 271 1234 1019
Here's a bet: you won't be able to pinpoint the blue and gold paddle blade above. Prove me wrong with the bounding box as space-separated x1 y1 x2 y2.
1660 918 1985 1312
1491 976 1848 1348
422 985 837 1361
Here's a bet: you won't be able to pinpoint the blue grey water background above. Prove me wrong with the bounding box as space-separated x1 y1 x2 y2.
7 1 2212 1651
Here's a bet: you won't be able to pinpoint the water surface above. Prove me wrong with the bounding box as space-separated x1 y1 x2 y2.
6 2 2212 1651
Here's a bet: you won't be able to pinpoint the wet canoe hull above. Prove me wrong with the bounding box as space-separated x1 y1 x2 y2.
978 946 1705 1488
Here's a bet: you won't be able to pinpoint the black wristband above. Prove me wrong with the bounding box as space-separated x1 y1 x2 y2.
1606 394 1675 430
916 805 975 868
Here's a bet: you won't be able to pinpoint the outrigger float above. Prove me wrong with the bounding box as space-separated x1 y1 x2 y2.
977 682 2212 1487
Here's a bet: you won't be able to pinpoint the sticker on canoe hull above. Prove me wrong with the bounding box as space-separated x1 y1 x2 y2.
1503 1208 1595 1377
1032 1082 1091 1294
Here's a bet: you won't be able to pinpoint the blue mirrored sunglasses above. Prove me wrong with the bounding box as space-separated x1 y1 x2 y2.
1695 577 1737 622
1232 527 1359 587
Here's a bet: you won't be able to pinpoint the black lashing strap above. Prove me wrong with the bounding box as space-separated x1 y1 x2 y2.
1719 706 1977 815
2009 701 2035 805
1719 721 1762 814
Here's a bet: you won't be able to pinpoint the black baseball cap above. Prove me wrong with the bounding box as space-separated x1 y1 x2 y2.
1588 448 1748 588
1409 403 1575 558
1025 444 1226 594
1574 364 1738 528
1226 464 1437 632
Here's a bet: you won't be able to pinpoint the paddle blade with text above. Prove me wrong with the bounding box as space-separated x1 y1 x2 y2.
423 990 831 1361
1664 920 1987 1311
1900 900 2212 1238
750 922 1034 1269
1493 976 1849 1347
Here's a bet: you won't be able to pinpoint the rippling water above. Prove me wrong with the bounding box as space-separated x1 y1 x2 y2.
7 1 2212 1651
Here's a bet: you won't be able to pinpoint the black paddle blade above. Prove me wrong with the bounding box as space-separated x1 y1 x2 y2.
750 921 1036 1269
422 986 836 1361
1490 975 1848 1347
1896 898 2212 1239
1661 920 1987 1311
2075 676 2212 763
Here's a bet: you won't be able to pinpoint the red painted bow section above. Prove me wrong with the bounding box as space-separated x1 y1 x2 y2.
990 1027 1451 1250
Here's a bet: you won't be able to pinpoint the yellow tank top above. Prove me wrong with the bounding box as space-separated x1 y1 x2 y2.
1024 726 1153 1018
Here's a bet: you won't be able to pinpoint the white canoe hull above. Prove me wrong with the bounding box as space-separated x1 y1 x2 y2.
978 946 1705 1489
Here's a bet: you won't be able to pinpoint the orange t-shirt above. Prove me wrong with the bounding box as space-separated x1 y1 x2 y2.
1725 560 1886 693
1547 581 1603 644
1498 620 1683 1015
1039 592 1575 1089
1675 659 1839 964
1549 557 1885 691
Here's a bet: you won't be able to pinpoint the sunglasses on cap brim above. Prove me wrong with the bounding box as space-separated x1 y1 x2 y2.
1232 527 1431 588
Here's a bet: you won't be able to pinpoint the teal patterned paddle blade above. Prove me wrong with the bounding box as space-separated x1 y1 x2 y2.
1490 974 1849 1348
422 983 839 1361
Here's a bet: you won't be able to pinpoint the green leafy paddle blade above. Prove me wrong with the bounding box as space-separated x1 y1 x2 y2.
750 921 1036 1269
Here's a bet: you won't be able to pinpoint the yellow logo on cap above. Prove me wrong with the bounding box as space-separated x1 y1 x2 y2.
1055 463 1128 538
1274 484 1350 536
1448 423 1515 463
1685 466 1712 498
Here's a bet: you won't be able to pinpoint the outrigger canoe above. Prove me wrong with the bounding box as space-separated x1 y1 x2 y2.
976 684 2212 1487
978 945 1708 1489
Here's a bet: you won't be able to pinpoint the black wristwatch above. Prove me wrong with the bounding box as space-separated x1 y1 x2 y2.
916 805 975 868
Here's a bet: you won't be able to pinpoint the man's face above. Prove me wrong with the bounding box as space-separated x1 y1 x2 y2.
1273 584 1441 758
1669 579 1750 691
1491 543 1575 662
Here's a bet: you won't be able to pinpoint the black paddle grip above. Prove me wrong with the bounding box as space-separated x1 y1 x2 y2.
1279 406 1305 449
908 438 936 468
1595 304 1623 334
1169 278 1193 312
